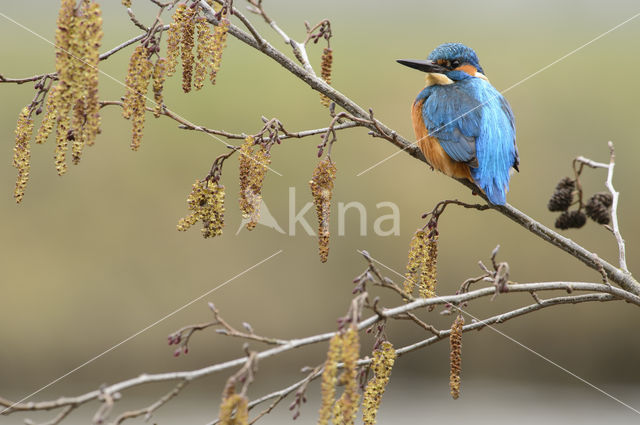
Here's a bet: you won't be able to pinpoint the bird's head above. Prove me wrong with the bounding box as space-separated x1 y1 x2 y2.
397 43 487 82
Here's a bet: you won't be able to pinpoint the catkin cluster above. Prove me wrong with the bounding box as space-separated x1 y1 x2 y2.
319 47 333 107
449 314 464 400
310 158 337 262
152 57 167 117
165 4 229 92
177 179 226 238
403 230 438 299
362 341 396 425
122 45 155 150
218 386 249 425
13 107 34 204
238 136 270 230
36 0 103 176
318 326 360 425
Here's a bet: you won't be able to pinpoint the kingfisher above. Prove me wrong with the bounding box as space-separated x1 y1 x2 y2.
398 43 519 205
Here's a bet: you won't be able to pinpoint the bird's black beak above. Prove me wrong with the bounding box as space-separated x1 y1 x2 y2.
396 59 448 73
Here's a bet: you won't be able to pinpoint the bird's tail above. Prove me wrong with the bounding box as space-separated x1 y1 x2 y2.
471 168 509 205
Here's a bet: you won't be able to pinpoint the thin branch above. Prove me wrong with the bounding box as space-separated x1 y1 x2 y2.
603 142 628 273
23 405 75 425
110 380 188 425
572 142 630 275
0 73 57 85
178 118 359 140
217 0 316 76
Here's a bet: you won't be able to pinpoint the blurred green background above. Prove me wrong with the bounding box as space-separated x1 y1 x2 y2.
1 0 639 423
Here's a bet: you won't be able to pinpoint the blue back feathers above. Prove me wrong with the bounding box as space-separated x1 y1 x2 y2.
415 51 517 205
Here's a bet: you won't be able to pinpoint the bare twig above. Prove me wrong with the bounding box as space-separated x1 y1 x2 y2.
110 380 188 425
23 405 75 425
575 142 629 274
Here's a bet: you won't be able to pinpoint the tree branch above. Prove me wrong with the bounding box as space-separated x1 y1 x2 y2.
1 280 635 421
210 291 617 422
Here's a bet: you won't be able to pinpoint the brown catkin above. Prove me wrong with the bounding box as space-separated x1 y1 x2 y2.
449 314 464 399
309 158 337 262
13 107 34 203
362 341 396 425
320 47 333 107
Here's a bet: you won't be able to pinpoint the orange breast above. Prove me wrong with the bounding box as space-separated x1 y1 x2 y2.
411 100 472 180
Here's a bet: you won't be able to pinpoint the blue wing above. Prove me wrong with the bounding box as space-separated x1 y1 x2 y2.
419 83 482 167
416 76 517 205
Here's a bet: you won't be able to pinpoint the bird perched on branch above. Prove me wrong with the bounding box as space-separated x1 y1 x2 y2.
398 43 519 205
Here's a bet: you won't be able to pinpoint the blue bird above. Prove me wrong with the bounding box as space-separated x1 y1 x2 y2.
398 43 519 205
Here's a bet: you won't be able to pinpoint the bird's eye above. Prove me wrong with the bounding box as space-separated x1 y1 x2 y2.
450 60 461 68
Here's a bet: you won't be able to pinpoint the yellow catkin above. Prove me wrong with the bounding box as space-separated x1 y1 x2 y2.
403 230 427 297
449 314 464 400
45 0 103 173
81 2 103 147
419 233 438 298
320 47 333 107
36 85 60 145
194 17 212 90
209 13 229 84
165 4 186 76
363 341 396 425
309 158 337 263
238 136 270 230
180 6 196 92
122 0 131 7
13 107 34 203
318 333 342 425
218 393 249 425
152 57 167 117
123 45 153 150
55 0 75 78
333 326 360 425
403 230 438 299
177 179 225 238
54 94 72 176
